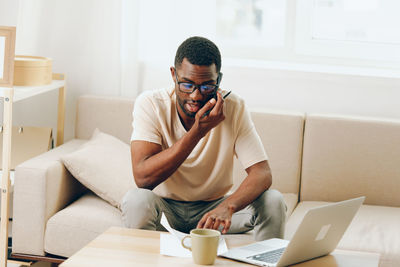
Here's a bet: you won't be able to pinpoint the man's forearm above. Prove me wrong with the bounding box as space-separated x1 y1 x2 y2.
133 128 202 190
219 162 272 213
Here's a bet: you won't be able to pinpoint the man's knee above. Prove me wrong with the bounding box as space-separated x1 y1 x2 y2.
121 188 160 228
254 189 286 216
252 189 286 240
122 188 157 210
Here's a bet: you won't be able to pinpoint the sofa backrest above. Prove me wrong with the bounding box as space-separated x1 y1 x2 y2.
301 114 400 207
75 95 134 144
232 110 305 195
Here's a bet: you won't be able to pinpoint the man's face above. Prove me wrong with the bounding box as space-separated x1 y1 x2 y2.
172 58 219 118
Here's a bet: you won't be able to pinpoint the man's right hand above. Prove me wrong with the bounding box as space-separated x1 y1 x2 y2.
192 91 225 138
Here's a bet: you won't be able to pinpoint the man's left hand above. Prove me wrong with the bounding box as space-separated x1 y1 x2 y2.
196 204 235 234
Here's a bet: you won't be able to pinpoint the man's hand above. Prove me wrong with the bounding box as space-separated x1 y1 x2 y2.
196 161 272 234
191 91 225 138
196 204 236 234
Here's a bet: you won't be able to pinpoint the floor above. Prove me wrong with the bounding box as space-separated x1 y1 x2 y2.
8 262 52 267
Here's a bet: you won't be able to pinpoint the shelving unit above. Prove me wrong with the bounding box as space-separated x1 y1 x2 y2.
0 73 66 267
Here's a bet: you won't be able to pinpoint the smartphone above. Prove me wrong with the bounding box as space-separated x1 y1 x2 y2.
204 94 216 116
203 73 226 116
203 90 231 117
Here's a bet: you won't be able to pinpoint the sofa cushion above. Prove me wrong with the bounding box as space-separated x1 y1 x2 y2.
285 201 400 267
233 110 304 195
282 193 298 218
301 114 400 206
75 95 134 144
61 129 136 208
44 192 123 257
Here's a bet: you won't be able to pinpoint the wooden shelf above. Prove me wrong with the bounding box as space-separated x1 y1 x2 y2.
0 74 66 267
0 79 65 102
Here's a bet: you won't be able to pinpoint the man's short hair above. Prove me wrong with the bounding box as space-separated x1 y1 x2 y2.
175 36 221 73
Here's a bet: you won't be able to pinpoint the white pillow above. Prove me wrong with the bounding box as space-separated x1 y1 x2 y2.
61 129 136 208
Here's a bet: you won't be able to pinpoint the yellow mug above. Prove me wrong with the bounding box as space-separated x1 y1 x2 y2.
181 228 220 265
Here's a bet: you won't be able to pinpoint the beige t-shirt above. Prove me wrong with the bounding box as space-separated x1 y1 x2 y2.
131 88 267 201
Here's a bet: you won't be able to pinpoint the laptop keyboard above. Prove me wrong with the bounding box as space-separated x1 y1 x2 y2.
247 247 285 263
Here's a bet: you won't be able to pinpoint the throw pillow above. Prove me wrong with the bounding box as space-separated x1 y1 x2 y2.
61 129 136 208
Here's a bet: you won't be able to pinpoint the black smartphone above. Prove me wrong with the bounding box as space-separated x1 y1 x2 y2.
203 73 223 116
204 94 217 116
203 91 232 117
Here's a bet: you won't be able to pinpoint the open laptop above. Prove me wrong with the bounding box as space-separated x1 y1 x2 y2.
221 196 365 267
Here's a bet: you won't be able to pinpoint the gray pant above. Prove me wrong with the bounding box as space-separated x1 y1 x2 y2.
121 188 286 241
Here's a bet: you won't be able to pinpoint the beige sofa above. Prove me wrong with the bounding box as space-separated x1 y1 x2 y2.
12 95 400 266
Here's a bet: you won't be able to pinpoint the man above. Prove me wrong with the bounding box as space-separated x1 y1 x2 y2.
122 36 286 240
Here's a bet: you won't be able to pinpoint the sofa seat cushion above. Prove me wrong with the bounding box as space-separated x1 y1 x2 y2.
44 192 123 257
282 193 298 218
285 201 400 267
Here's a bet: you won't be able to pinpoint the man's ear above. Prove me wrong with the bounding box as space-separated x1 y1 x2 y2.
170 67 176 83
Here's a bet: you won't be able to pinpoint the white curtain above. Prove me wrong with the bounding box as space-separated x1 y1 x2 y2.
17 0 128 96
12 0 139 141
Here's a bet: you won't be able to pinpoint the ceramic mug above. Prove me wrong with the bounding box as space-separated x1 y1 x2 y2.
181 228 220 265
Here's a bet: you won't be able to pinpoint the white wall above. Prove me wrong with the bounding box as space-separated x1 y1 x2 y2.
141 61 400 120
0 0 19 26
224 66 400 119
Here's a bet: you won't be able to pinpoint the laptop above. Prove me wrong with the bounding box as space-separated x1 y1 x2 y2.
221 196 365 267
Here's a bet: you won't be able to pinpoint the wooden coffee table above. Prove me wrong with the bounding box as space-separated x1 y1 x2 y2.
60 227 379 267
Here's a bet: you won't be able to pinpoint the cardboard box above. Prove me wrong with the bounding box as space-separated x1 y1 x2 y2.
0 126 52 169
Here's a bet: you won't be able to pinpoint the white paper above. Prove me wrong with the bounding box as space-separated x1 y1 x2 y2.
159 213 228 257
160 233 192 257
160 212 187 240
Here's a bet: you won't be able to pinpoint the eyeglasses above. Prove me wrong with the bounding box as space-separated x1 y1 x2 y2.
174 69 223 95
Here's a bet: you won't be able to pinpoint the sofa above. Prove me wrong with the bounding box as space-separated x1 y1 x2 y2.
12 95 400 266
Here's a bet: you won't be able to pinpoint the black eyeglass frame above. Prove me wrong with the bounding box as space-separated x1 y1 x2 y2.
174 68 223 95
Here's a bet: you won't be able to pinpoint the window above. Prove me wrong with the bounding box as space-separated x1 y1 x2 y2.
312 0 400 45
133 0 400 71
296 0 400 62
216 0 286 47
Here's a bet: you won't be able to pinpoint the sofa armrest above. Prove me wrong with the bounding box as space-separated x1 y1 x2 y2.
12 139 87 256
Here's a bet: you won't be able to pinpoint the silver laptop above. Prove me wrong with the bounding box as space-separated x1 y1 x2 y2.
221 196 365 267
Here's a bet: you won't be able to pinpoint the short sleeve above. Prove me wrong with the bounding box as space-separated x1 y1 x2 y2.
234 101 268 169
131 92 162 144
